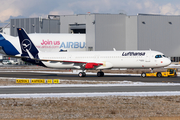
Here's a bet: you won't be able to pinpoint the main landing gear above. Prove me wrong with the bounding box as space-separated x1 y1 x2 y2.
97 71 104 77
78 70 104 77
78 72 86 77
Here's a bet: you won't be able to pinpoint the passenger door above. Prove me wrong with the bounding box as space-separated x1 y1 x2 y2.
145 53 150 62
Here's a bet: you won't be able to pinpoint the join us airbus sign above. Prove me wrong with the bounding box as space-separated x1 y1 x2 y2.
59 42 86 48
36 40 86 49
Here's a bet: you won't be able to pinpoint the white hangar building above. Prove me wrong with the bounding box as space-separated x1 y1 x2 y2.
10 13 180 62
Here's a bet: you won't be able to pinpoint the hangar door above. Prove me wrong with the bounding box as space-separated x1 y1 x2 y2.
69 24 86 34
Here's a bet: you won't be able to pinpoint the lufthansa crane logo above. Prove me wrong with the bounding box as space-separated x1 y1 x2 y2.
21 39 32 52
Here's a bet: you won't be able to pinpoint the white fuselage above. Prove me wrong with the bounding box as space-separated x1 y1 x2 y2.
38 50 171 69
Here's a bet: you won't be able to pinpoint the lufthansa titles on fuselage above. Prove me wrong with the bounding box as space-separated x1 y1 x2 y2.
122 52 146 56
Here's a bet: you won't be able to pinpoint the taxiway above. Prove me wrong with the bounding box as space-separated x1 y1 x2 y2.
0 71 179 83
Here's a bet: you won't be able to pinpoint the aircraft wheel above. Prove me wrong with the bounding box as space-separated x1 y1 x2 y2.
78 72 86 77
157 72 162 77
97 72 104 77
78 72 83 77
101 72 104 77
97 72 101 77
141 73 146 78
82 72 86 77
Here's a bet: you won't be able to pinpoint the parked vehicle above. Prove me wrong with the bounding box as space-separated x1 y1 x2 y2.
2 60 18 65
141 68 177 78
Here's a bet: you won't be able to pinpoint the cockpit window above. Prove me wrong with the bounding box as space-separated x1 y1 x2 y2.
163 55 166 57
155 55 162 58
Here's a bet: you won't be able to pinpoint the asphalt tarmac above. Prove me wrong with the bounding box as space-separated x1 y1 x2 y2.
0 72 180 94
0 72 179 83
1 86 180 94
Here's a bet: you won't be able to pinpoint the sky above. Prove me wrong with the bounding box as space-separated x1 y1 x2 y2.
1 0 180 23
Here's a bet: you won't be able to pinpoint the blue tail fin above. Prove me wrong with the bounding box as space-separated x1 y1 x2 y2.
17 28 39 57
0 34 19 55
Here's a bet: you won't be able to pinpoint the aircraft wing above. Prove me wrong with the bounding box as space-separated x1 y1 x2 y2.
37 58 103 69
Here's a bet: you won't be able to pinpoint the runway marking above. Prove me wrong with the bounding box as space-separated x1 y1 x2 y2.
31 79 46 83
16 79 30 83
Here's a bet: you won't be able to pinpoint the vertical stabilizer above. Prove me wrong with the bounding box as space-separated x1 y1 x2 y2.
17 28 39 57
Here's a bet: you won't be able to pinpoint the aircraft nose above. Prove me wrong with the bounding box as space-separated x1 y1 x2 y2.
165 58 171 66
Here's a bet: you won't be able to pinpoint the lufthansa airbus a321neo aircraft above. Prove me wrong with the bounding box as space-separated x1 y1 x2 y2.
13 28 171 77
